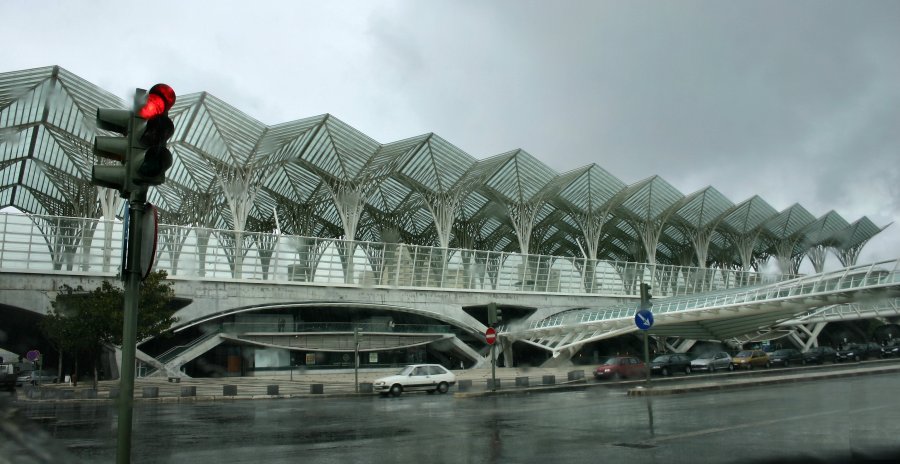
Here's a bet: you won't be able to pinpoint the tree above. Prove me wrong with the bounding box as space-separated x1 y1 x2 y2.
42 270 178 388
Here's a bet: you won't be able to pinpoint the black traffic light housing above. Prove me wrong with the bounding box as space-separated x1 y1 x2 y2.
487 302 503 327
639 283 653 310
91 84 176 202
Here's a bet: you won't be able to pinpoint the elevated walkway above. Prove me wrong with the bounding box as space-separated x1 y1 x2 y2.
508 258 900 360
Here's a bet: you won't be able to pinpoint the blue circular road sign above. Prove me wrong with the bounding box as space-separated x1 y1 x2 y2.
635 309 654 330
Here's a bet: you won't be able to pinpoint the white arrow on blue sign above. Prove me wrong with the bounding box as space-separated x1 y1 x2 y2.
634 309 654 330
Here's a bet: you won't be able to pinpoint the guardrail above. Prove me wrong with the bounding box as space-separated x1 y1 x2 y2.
0 212 791 298
521 258 900 331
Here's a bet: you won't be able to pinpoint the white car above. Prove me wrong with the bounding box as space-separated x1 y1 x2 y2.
373 364 456 396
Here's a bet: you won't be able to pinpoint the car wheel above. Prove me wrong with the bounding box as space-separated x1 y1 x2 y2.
765 362 771 369
389 384 403 397
748 364 753 370
801 359 807 366
728 364 734 371
855 355 861 362
783 360 789 368
709 365 716 373
684 366 691 375
612 372 621 381
437 382 449 394
661 367 670 376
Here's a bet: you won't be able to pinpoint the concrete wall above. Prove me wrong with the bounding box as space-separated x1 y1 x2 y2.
0 271 629 336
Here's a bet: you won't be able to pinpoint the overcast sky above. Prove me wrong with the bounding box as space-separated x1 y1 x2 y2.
2 0 898 268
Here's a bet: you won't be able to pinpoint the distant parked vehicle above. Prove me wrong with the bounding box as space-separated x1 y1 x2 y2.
881 340 900 358
690 352 734 373
594 356 645 380
768 349 802 367
16 369 58 386
802 346 838 364
1 363 18 392
837 342 883 362
650 354 692 376
732 350 770 370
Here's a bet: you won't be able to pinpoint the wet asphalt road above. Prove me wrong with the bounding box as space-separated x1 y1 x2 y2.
15 373 900 464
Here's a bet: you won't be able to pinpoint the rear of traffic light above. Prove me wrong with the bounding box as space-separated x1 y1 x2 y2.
639 283 653 310
487 302 503 327
91 84 176 201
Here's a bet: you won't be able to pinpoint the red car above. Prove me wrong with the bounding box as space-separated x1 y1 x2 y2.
594 356 645 380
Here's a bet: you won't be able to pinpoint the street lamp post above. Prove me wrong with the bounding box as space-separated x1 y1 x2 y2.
354 327 361 393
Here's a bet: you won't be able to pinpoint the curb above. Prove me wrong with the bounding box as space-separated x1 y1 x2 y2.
625 364 900 396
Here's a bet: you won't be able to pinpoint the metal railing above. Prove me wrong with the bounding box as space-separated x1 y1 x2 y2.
0 212 791 298
521 258 900 331
218 322 452 334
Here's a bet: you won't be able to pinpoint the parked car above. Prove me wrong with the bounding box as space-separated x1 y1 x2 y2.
1 363 18 392
373 364 455 396
16 369 58 386
690 351 734 373
768 348 802 367
836 342 883 362
650 353 692 376
732 350 770 369
881 340 900 357
594 356 645 380
802 346 838 364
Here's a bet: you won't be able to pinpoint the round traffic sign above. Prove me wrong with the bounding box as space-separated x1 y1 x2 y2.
485 327 497 345
634 309 654 330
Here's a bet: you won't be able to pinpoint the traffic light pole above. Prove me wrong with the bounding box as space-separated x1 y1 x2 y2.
490 343 497 392
116 200 145 464
643 330 651 386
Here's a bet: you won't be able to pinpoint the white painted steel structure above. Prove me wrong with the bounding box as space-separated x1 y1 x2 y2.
510 259 900 359
0 212 788 299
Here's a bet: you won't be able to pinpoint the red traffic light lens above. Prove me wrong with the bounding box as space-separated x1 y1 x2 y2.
138 84 176 119
138 94 166 119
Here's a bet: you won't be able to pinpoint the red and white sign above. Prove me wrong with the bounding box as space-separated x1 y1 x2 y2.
485 327 497 345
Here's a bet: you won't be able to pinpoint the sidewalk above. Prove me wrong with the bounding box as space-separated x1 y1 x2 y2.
12 362 900 402
10 366 590 402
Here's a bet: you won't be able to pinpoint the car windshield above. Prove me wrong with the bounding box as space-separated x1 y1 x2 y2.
736 351 753 357
652 355 671 362
599 357 618 365
397 366 415 376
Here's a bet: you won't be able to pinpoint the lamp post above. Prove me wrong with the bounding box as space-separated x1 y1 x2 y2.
354 327 361 393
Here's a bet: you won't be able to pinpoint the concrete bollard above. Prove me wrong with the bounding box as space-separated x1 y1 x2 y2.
567 370 585 381
515 377 529 387
180 386 196 397
486 379 501 390
358 383 373 393
142 387 159 398
310 383 324 394
267 385 279 395
223 385 237 396
542 375 556 385
457 379 473 392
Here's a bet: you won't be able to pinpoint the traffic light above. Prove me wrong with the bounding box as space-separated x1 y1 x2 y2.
91 84 176 201
130 84 175 190
487 303 503 327
639 283 653 310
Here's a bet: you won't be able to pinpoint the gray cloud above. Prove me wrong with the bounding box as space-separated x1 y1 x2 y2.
2 0 897 265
